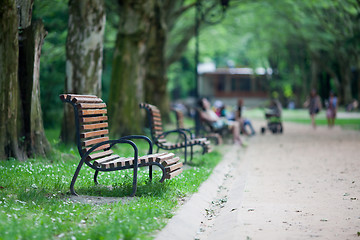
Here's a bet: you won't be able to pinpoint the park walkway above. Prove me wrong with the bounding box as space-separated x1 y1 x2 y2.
155 121 360 240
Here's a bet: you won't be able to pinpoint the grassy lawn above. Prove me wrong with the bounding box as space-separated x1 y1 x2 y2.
0 129 222 240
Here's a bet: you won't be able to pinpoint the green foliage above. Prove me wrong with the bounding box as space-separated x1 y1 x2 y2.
0 131 222 239
167 0 360 104
33 0 68 128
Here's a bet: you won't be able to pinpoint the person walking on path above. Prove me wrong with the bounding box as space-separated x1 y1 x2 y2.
304 89 322 129
326 91 337 128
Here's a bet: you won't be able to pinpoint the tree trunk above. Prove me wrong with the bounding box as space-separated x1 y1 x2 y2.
0 0 26 160
310 57 319 90
18 20 51 157
340 65 352 105
145 0 170 121
108 0 154 136
60 0 105 144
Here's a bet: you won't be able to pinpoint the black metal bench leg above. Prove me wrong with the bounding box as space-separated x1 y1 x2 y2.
70 159 85 196
184 145 187 164
190 145 193 161
202 144 207 154
130 166 138 197
156 146 160 153
94 170 99 184
149 165 153 181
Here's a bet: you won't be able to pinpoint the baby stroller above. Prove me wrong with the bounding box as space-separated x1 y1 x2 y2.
261 100 283 134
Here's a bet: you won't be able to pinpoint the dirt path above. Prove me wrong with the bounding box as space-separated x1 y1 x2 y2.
155 121 360 240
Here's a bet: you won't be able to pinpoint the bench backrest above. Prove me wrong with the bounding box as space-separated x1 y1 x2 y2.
60 94 112 159
140 103 164 140
172 108 184 129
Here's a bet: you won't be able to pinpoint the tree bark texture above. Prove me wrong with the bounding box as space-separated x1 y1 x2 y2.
15 0 33 29
108 0 154 136
1 0 52 160
0 0 26 160
61 0 105 144
144 0 170 121
18 20 51 157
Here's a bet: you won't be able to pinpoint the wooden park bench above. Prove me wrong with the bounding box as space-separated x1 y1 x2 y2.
60 94 183 196
140 103 212 164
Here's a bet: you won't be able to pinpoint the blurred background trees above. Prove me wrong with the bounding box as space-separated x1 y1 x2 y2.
1 0 358 159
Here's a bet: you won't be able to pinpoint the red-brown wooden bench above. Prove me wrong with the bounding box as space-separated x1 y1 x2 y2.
60 94 183 196
140 103 212 164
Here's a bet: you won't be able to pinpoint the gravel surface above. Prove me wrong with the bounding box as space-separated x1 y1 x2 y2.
156 121 360 240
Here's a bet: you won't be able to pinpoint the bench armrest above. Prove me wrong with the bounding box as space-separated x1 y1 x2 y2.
177 128 195 139
118 135 153 154
81 139 139 169
158 129 188 142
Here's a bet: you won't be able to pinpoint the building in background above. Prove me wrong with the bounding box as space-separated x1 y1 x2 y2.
198 64 271 107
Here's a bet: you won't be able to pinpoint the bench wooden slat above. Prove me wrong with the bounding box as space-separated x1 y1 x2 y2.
166 168 183 179
103 157 129 168
156 153 175 163
79 109 107 116
151 111 161 117
81 116 108 123
84 143 110 153
67 94 98 99
80 129 108 139
161 156 180 167
93 154 120 167
165 162 183 173
60 94 98 101
87 150 114 161
152 125 162 131
139 153 166 164
72 97 103 103
152 119 162 124
149 107 160 113
152 116 161 122
153 130 163 136
81 122 108 130
82 137 109 147
78 103 106 109
157 139 167 143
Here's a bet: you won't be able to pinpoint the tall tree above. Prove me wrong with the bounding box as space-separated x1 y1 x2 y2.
19 19 51 157
0 0 24 160
0 0 51 160
108 0 154 136
144 0 169 121
60 0 106 144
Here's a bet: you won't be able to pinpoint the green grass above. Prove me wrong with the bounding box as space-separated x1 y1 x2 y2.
0 130 222 240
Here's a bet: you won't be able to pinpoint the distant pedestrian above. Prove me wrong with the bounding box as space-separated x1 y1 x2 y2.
326 91 337 128
304 89 322 129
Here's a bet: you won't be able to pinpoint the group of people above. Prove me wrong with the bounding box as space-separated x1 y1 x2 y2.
197 98 255 147
195 88 340 147
305 89 338 129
